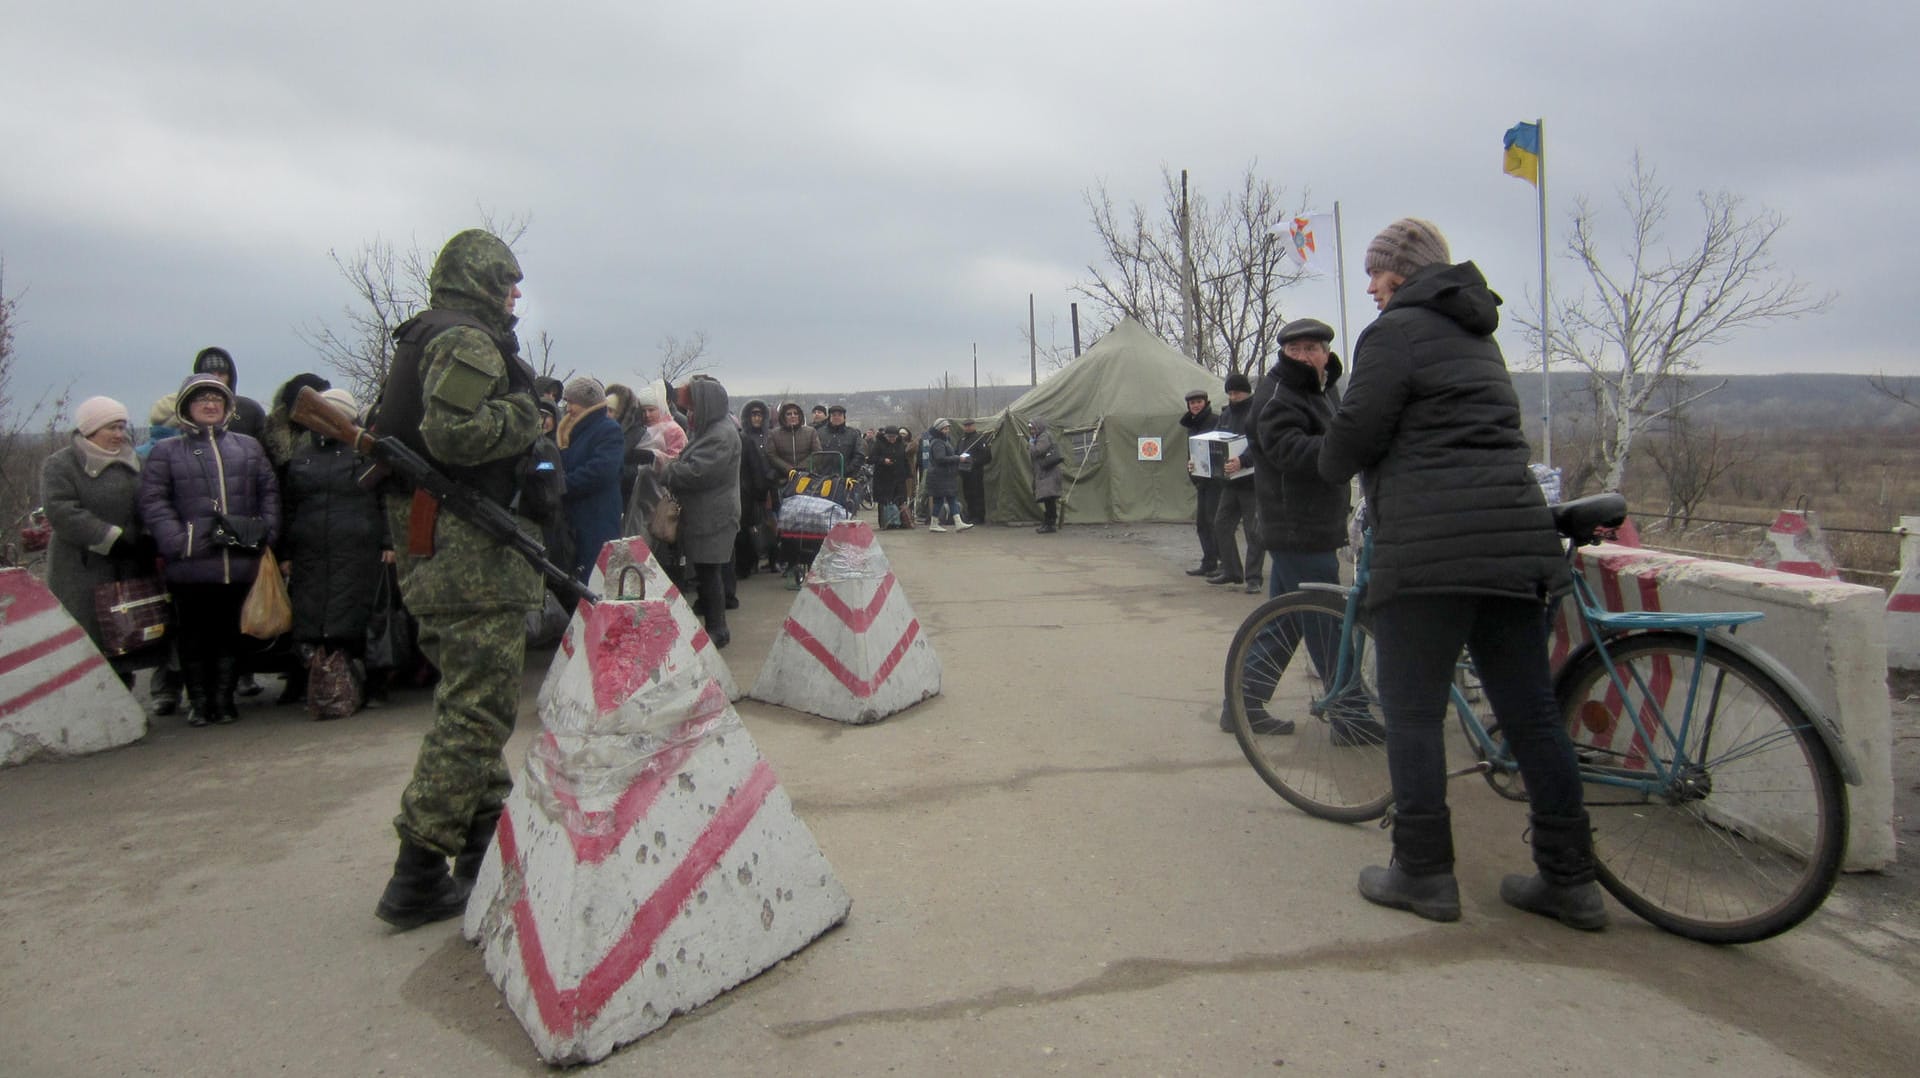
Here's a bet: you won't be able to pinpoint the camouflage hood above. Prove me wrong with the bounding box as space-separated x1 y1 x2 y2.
427 228 522 332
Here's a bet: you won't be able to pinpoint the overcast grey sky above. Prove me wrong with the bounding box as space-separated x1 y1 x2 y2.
3 1 1914 422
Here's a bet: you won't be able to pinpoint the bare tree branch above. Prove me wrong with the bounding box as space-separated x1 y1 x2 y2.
1516 153 1831 491
1869 372 1919 411
659 331 713 386
1072 164 1310 377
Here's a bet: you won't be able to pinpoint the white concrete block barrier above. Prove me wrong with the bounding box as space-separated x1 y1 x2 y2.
1549 545 1894 871
749 520 941 724
1 569 146 766
1887 516 1920 670
544 534 740 703
1749 509 1841 579
463 589 850 1065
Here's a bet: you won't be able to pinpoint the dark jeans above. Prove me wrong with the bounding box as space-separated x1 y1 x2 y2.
962 479 986 525
1192 481 1220 568
1372 595 1585 821
1039 496 1059 528
693 562 728 633
1213 480 1263 581
1243 549 1346 711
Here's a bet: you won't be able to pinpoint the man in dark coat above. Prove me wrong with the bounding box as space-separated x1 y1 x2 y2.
956 418 993 525
1177 389 1219 577
816 404 863 477
1208 372 1264 592
1319 217 1598 930
1222 317 1379 740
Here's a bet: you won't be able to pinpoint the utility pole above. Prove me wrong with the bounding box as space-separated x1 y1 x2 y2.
1070 302 1082 357
1028 293 1037 386
1180 169 1199 362
971 343 979 417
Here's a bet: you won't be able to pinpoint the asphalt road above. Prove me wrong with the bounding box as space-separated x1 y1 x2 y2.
2 522 1915 1077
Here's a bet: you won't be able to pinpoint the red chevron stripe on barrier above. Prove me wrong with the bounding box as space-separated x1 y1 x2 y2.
497 757 778 1038
808 574 894 632
780 616 920 698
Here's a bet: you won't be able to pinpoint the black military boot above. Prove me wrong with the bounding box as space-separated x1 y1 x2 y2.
1501 813 1609 930
1358 810 1460 922
211 658 241 724
375 839 468 930
181 661 213 727
452 810 503 903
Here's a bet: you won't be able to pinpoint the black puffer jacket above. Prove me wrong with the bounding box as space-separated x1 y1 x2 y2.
1252 353 1350 552
1318 261 1568 607
282 432 385 644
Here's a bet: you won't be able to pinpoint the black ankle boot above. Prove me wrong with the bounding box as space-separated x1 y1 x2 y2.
276 666 308 705
181 661 213 727
211 658 241 724
1359 810 1460 922
375 839 468 929
452 810 503 902
1501 813 1608 930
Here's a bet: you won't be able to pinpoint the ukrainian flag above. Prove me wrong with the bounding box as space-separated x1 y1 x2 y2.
1503 121 1541 186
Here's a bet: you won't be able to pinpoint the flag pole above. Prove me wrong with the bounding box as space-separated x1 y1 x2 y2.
1535 117 1552 471
1332 200 1351 359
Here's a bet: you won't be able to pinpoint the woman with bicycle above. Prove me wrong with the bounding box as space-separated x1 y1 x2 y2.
1317 218 1605 931
41 396 153 687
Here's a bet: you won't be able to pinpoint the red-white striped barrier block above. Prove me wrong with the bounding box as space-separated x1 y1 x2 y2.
1749 509 1841 579
463 587 850 1064
542 535 739 703
750 521 941 724
1551 544 1894 870
1889 515 1920 670
0 569 145 766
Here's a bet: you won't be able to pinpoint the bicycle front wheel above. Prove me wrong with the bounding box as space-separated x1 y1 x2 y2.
1225 591 1392 823
1558 632 1847 943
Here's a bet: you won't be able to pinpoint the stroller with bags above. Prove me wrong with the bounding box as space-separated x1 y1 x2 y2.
775 451 862 589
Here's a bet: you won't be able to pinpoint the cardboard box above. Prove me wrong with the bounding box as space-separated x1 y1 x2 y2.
1188 431 1253 479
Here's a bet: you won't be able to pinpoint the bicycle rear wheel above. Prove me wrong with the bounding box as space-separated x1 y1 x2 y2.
1225 591 1392 823
1557 632 1847 943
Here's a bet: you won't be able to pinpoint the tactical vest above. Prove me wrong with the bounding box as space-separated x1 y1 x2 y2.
373 309 537 508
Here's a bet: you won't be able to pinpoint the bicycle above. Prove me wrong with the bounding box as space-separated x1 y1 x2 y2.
1222 492 1860 943
3 506 51 578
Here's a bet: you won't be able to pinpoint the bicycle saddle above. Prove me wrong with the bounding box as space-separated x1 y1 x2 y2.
1552 493 1628 545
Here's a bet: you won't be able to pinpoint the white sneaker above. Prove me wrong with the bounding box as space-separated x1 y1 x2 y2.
928 523 947 532
956 519 975 530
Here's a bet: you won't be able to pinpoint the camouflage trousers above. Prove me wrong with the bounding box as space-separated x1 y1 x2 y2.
393 606 527 856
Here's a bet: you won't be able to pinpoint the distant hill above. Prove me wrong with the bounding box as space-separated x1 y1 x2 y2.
784 373 1918 434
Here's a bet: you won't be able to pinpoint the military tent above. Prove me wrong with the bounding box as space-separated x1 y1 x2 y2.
976 318 1224 525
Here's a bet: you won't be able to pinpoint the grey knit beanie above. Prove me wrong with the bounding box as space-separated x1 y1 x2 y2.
563 377 606 407
1364 218 1451 277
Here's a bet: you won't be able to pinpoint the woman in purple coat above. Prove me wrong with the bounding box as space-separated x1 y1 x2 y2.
138 374 280 726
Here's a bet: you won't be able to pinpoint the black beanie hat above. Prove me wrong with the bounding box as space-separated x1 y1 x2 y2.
1224 372 1252 394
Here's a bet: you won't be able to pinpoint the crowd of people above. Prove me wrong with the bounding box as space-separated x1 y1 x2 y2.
41 218 1603 933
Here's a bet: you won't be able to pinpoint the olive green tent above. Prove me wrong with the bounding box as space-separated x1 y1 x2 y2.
977 318 1224 524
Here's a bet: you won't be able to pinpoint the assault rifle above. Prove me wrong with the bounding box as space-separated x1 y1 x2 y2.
289 386 599 608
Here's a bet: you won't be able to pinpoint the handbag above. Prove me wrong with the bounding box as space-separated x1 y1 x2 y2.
305 645 363 721
650 492 682 544
93 575 171 656
211 513 269 552
240 548 293 639
364 563 415 672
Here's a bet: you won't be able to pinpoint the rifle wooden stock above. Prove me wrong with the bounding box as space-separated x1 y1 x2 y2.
290 387 599 608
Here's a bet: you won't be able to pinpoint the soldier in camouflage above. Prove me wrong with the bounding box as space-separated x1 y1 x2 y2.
373 228 544 930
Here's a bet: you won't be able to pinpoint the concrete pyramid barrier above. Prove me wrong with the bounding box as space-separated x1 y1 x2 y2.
1749 509 1841 579
464 587 850 1064
542 535 740 703
1 569 146 766
750 520 940 724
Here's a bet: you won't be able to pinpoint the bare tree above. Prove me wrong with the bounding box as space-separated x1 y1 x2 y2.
658 331 712 386
1643 400 1749 529
0 264 72 537
1521 155 1830 491
1075 164 1309 377
299 210 535 402
1869 372 1918 411
0 258 16 420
